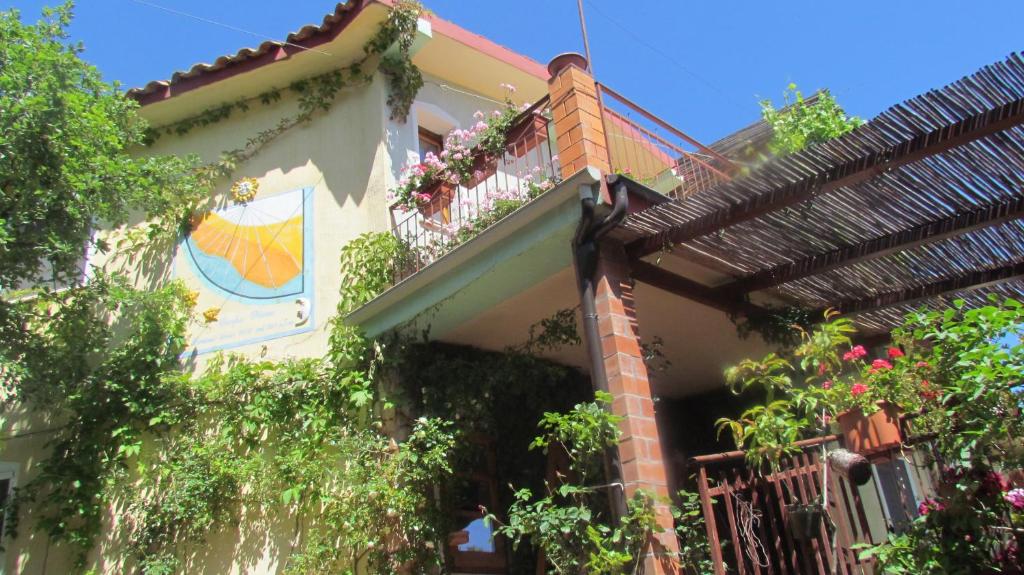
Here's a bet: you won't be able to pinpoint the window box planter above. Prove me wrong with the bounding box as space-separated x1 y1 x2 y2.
417 180 457 220
504 112 550 159
837 401 903 456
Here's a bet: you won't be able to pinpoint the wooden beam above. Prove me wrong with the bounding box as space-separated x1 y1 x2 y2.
631 260 760 315
627 98 1024 257
716 197 1024 296
828 260 1024 317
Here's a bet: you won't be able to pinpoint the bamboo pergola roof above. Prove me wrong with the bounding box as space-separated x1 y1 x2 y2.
619 53 1024 333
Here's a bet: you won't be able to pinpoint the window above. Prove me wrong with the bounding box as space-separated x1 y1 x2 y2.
418 127 443 162
871 458 922 533
447 435 505 573
0 462 16 574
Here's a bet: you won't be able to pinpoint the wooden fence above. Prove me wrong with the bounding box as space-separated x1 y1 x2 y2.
689 437 878 575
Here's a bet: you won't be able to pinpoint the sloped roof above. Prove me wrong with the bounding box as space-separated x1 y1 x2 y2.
128 1 362 103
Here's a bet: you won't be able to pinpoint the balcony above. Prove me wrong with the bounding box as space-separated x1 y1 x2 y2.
389 96 560 282
597 83 734 199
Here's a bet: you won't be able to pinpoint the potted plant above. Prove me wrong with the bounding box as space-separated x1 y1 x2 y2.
719 310 943 463
785 503 824 541
836 399 902 456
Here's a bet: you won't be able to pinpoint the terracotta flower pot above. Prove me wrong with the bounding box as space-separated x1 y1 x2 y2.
837 401 903 456
547 52 588 77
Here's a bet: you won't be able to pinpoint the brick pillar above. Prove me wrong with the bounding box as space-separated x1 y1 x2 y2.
546 53 611 179
594 240 680 574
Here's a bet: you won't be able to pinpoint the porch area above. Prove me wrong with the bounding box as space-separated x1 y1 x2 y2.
347 52 1024 573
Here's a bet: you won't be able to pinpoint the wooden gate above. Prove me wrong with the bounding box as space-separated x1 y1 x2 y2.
689 436 877 575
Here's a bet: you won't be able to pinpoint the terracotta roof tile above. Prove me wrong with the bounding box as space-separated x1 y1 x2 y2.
127 1 360 102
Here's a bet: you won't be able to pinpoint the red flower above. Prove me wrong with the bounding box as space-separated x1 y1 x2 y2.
887 347 904 359
915 361 929 368
818 363 828 376
918 498 945 516
842 345 867 361
868 359 893 373
851 383 869 396
980 471 1010 497
919 380 939 401
822 380 833 390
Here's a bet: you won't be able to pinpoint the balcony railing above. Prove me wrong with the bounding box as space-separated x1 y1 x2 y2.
389 96 559 282
597 83 734 199
386 82 731 285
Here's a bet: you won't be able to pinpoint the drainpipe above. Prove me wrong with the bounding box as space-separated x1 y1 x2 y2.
573 175 629 521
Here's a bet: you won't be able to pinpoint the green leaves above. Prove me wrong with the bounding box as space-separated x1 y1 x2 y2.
760 85 862 156
0 3 206 288
530 390 622 482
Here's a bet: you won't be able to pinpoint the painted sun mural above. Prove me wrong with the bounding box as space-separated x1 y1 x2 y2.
184 189 308 300
175 187 315 354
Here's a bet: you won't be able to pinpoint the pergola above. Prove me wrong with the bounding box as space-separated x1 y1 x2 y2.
618 53 1024 334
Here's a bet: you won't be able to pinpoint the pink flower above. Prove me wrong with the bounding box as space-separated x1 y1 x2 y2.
842 345 867 361
551 154 559 162
818 363 828 376
850 383 869 397
822 380 833 390
870 359 893 371
473 110 484 120
499 82 517 93
1005 488 1024 511
887 347 904 359
916 361 930 368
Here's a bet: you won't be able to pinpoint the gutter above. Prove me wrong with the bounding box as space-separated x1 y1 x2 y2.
572 173 630 521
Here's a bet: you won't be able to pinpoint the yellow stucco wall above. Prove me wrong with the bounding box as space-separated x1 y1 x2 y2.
1 63 506 573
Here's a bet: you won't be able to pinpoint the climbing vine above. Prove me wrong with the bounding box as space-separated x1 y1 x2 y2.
4 228 662 574
2 4 680 573
129 1 425 250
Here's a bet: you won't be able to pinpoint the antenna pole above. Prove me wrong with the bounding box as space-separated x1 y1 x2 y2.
576 0 594 73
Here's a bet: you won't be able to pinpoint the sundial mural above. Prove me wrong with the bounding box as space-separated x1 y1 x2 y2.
175 186 315 354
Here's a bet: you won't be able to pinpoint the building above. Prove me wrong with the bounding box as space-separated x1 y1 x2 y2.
4 0 1024 573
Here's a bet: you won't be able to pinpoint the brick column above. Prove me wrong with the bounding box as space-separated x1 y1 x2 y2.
594 240 680 573
546 53 611 179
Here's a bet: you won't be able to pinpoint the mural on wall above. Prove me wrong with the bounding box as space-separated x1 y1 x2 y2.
175 186 315 354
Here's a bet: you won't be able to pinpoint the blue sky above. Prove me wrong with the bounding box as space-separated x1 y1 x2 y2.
8 1 1024 142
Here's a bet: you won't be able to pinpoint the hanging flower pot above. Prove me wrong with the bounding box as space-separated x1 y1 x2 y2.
837 401 903 456
784 503 824 541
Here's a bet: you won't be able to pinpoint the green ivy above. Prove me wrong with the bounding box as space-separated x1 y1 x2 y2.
131 1 425 251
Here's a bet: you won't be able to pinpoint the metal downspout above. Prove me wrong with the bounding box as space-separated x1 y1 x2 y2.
573 176 630 521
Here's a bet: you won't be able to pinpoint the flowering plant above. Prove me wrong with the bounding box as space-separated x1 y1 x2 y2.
388 84 530 210
792 312 939 418
724 298 1024 571
409 172 559 263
